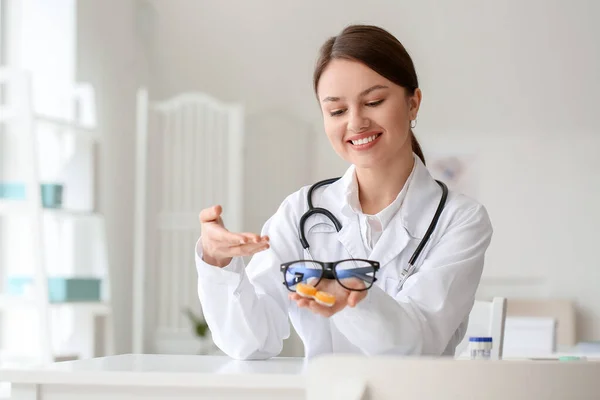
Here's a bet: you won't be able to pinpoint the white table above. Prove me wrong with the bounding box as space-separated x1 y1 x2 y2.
0 354 307 400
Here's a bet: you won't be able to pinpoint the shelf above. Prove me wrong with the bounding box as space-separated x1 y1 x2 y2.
1 70 111 364
0 111 98 141
0 350 79 369
0 295 111 315
43 208 102 220
34 114 99 141
0 107 17 122
0 199 27 214
0 199 101 220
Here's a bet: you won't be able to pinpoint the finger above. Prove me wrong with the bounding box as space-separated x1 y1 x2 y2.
207 239 267 259
295 298 311 308
348 290 367 307
289 293 301 302
211 227 252 245
289 293 318 308
211 228 267 246
226 242 270 257
238 233 268 244
199 205 222 223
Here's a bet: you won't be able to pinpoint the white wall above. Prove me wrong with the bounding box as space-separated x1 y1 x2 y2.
75 0 600 354
147 0 600 342
76 0 151 354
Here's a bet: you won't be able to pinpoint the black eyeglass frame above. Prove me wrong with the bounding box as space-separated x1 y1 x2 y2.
280 259 380 292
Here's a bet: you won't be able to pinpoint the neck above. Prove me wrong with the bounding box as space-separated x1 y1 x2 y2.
356 152 415 215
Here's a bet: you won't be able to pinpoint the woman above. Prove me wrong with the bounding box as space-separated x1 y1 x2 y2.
195 24 493 360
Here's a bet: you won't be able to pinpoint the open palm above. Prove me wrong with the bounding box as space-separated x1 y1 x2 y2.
289 278 367 317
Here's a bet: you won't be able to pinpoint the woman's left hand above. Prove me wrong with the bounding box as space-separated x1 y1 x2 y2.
288 278 368 317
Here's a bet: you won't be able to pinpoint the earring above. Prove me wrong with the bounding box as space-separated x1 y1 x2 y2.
410 119 417 129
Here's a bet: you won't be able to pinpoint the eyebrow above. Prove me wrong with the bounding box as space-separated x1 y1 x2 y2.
321 84 389 103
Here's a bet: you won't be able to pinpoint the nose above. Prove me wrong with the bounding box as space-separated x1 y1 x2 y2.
347 109 370 133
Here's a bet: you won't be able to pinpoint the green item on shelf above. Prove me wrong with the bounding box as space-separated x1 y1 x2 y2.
6 277 102 303
0 181 64 208
0 182 26 200
41 183 64 208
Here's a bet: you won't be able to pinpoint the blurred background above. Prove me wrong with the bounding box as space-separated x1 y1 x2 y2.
0 0 599 367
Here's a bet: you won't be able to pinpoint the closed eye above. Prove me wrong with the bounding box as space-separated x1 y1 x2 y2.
366 99 385 107
329 99 384 117
329 109 346 117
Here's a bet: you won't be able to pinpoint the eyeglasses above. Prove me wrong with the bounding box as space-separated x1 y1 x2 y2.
280 259 380 292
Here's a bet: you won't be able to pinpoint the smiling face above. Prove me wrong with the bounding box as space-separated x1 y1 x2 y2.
316 58 421 170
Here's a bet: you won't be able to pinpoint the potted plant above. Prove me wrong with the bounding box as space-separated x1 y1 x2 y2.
182 307 213 355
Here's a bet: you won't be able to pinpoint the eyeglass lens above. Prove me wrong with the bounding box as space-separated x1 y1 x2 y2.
334 260 376 290
284 261 323 291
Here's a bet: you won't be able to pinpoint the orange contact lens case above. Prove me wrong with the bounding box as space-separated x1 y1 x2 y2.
314 291 336 307
296 283 318 298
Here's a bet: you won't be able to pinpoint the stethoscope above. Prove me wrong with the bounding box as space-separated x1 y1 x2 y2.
298 177 448 290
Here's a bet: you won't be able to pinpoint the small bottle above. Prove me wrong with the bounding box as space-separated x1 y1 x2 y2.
469 337 493 360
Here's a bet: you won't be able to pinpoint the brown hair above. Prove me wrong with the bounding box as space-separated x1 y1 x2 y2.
313 24 425 165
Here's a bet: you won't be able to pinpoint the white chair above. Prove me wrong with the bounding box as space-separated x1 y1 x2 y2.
133 88 244 354
455 297 507 360
306 355 600 400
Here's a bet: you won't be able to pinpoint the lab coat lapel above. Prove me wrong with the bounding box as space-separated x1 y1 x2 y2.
316 159 444 263
336 216 368 261
319 165 368 261
369 157 444 267
401 157 446 240
368 217 411 267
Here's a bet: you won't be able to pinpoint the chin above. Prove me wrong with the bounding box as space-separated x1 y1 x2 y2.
348 157 382 170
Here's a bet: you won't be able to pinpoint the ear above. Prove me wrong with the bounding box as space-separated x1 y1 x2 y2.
408 88 422 120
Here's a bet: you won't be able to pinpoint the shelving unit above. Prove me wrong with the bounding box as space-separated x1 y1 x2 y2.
0 67 113 366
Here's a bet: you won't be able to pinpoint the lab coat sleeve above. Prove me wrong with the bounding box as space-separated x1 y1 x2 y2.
195 194 303 360
331 203 493 356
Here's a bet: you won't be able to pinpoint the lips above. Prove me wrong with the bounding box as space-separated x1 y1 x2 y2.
346 131 382 143
346 132 383 151
347 132 382 147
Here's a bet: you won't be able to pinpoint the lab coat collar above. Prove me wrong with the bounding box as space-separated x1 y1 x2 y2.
322 154 444 241
336 214 369 260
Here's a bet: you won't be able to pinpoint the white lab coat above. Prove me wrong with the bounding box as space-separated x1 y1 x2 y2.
195 156 493 360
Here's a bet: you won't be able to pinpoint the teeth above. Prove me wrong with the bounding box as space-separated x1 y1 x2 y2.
351 134 379 146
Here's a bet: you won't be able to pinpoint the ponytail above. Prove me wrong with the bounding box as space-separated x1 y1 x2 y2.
410 130 426 165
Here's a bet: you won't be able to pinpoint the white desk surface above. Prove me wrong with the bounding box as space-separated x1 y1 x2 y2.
0 354 307 390
2 352 599 400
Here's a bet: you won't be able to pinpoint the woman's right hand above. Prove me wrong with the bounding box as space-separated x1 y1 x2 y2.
199 205 270 268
